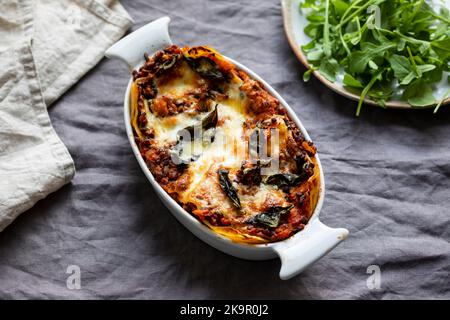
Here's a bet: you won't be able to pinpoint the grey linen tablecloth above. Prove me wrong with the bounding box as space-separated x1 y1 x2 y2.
0 0 448 299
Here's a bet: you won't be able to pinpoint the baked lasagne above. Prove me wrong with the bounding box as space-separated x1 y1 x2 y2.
131 45 320 244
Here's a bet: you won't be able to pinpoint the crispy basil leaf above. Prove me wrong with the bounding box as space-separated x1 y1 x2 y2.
431 38 450 60
248 205 294 228
295 155 314 180
177 104 218 141
141 80 158 100
172 105 218 163
265 173 304 189
218 169 241 209
187 57 225 80
239 162 262 186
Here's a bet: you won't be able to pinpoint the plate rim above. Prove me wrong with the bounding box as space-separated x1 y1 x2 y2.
281 0 450 110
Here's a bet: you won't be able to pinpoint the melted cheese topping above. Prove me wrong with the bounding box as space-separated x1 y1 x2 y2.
147 112 200 144
181 102 246 203
133 46 320 244
145 73 291 219
147 77 248 203
156 62 201 97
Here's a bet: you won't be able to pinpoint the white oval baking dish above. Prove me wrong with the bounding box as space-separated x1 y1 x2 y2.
105 17 349 280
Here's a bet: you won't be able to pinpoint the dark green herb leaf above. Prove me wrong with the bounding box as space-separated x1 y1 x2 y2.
319 58 339 82
368 60 379 70
367 82 393 104
403 82 436 107
300 0 317 9
172 105 218 163
343 73 363 88
348 42 396 74
356 70 383 116
248 205 294 228
307 14 325 23
431 38 450 60
389 54 412 80
177 104 218 141
218 169 241 209
397 38 406 51
187 57 225 80
295 155 314 179
304 23 321 38
303 68 314 82
401 71 416 85
265 173 304 189
238 162 262 186
331 0 348 17
417 64 436 74
306 49 324 61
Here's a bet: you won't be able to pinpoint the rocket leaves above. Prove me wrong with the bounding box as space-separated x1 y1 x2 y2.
343 73 363 88
348 42 397 74
300 0 450 113
319 58 340 82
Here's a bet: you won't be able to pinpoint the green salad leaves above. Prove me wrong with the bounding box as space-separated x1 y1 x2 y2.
300 0 450 115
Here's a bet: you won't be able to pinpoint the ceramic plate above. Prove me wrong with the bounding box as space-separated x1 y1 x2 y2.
281 0 450 109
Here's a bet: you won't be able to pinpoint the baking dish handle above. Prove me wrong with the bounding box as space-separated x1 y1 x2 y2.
105 16 173 70
273 218 348 280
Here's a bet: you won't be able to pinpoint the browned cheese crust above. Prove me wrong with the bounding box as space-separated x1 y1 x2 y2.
130 45 320 244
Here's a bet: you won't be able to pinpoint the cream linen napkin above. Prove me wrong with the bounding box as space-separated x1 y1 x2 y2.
0 0 133 232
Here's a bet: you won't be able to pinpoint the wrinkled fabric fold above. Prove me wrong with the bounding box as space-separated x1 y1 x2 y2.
0 0 132 232
0 42 75 231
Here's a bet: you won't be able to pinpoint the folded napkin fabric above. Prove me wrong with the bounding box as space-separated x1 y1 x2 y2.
0 0 133 232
